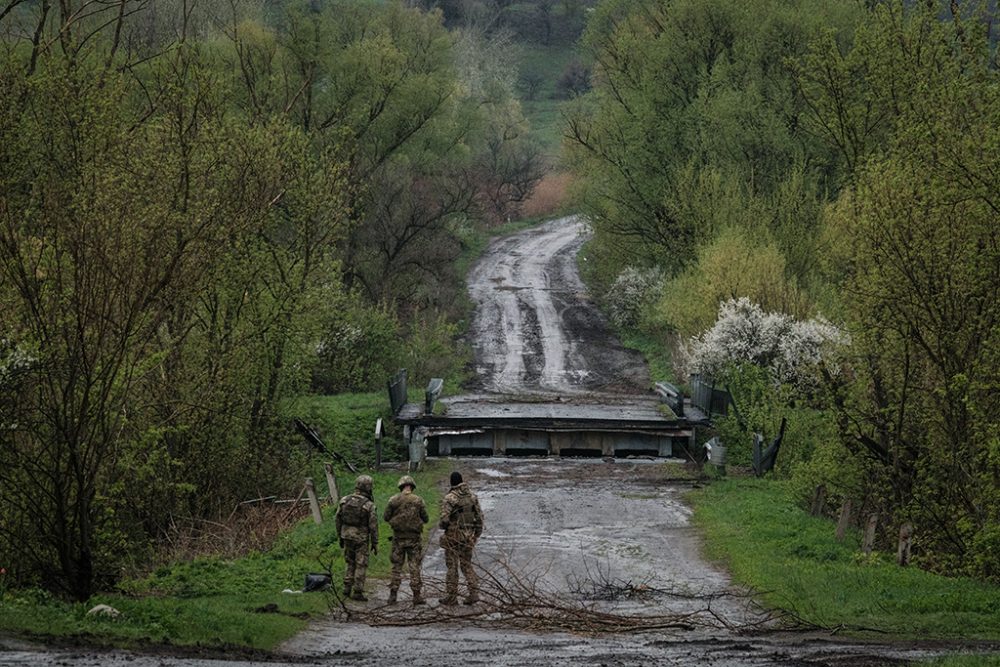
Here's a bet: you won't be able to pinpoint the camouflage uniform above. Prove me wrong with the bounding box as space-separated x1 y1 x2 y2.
335 475 378 601
439 481 484 605
383 475 429 605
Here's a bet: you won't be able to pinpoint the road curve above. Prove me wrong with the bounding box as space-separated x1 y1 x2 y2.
466 216 648 395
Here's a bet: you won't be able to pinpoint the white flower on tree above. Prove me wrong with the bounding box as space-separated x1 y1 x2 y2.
683 298 844 388
605 266 664 329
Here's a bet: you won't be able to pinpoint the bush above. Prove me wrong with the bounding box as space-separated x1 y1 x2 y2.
555 59 591 98
312 296 401 394
604 266 665 329
656 227 808 340
681 297 844 392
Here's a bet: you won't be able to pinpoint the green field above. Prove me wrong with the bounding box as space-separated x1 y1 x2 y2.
517 43 583 161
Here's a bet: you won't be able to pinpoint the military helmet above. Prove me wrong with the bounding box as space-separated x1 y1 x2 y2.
397 475 416 490
354 474 374 493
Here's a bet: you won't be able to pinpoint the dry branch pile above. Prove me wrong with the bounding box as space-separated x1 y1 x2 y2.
330 554 793 636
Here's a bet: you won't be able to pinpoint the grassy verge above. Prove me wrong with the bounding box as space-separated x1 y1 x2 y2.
690 479 1000 640
0 463 445 651
619 328 674 386
287 392 397 466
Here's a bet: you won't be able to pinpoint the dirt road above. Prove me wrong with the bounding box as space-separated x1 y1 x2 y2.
2 461 976 666
467 216 648 395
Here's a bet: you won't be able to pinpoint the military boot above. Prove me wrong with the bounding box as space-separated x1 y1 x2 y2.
438 596 458 606
463 592 480 605
350 589 368 602
387 588 398 605
343 584 352 599
412 588 425 606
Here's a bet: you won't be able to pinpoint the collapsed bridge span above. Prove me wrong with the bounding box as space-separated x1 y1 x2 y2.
395 393 709 459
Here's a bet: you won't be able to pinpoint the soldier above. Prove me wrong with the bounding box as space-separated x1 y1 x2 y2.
383 474 429 605
438 471 484 606
335 474 378 601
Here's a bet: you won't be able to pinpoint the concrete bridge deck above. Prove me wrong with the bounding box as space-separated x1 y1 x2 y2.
395 394 708 458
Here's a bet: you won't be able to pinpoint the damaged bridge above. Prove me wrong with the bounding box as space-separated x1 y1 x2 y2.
391 379 709 460
391 216 712 461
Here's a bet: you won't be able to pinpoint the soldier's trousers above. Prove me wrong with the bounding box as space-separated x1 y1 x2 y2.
442 532 478 599
389 538 424 593
343 538 369 591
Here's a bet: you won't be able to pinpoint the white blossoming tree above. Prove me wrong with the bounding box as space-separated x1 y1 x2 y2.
683 297 845 391
605 266 665 330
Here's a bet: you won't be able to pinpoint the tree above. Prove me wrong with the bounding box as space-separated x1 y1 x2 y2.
566 0 859 273
807 2 1000 577
0 3 350 598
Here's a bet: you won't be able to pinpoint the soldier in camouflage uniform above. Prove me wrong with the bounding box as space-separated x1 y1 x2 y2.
383 474 429 605
438 471 484 606
335 474 378 601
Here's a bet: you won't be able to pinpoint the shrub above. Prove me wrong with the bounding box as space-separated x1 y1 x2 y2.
312 297 401 393
681 297 844 391
555 59 591 98
656 226 807 340
604 266 665 329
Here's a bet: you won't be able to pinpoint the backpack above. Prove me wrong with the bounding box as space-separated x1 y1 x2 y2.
451 493 482 530
389 498 423 533
339 494 369 528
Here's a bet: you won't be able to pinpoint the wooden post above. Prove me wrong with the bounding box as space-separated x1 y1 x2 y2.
304 478 323 525
897 522 913 566
835 499 853 542
323 463 339 506
809 484 827 517
862 513 878 555
374 418 384 469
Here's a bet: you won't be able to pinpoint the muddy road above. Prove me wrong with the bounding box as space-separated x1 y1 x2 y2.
4 461 987 667
467 216 648 395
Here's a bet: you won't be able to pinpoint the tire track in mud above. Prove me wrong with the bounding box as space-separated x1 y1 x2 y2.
466 216 648 395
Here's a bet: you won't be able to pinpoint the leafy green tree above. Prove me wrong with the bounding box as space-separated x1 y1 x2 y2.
806 2 1000 577
567 0 859 275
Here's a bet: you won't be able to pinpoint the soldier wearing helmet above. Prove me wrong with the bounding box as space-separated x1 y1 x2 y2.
336 474 378 601
382 474 429 605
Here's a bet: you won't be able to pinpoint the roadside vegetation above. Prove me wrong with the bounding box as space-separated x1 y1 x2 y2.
571 0 1000 586
0 0 567 607
0 466 443 650
691 480 1000 640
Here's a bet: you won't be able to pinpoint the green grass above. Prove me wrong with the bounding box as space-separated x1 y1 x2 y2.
523 98 568 160
690 479 1000 640
0 464 445 651
620 328 675 386
287 392 397 466
517 43 581 160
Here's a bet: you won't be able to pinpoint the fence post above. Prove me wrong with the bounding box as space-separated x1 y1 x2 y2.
305 478 323 525
835 499 853 542
862 513 878 554
323 463 339 506
374 418 384 469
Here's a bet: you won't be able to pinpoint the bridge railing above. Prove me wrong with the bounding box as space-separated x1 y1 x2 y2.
689 374 732 417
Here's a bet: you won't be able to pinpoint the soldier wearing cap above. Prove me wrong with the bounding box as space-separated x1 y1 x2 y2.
383 474 429 605
336 474 378 601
